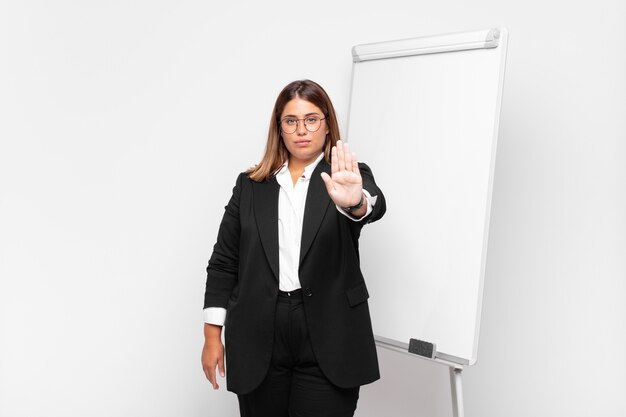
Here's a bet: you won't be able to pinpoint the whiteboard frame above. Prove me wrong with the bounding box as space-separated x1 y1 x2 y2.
352 28 501 62
347 28 508 366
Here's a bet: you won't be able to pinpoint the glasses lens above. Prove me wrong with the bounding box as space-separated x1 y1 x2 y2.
305 117 321 132
281 119 297 134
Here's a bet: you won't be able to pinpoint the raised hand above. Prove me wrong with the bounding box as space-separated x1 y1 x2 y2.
320 140 364 209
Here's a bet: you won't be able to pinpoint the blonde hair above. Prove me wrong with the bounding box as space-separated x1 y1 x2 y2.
247 80 341 182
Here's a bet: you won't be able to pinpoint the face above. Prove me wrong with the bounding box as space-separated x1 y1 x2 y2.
280 97 329 167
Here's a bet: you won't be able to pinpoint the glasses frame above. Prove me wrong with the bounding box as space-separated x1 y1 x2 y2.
280 116 327 134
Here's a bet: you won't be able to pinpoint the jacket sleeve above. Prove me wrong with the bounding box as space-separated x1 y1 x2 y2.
359 162 386 224
203 172 244 309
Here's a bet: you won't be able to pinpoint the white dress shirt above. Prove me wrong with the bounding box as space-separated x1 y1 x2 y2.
204 153 377 326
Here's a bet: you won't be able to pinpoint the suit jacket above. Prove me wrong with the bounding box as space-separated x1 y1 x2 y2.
204 159 386 394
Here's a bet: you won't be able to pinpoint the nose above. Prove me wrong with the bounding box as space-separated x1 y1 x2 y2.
296 119 308 135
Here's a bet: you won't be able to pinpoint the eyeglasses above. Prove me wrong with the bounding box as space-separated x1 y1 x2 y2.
280 116 327 134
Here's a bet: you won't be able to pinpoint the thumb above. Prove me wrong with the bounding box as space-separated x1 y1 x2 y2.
320 172 335 196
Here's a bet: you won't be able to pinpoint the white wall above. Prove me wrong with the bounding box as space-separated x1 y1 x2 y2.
1 1 624 416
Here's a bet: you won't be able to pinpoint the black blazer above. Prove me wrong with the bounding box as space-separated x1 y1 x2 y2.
204 159 386 394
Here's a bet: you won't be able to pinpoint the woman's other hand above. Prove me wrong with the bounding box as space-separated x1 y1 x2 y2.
201 323 225 390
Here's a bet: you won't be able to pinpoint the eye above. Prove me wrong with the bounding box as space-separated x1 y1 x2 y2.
306 117 319 124
284 119 297 125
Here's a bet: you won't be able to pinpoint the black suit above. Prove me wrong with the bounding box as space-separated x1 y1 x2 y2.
204 159 386 395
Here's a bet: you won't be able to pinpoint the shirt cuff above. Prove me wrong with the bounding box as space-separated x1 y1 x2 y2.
203 307 226 326
336 189 378 222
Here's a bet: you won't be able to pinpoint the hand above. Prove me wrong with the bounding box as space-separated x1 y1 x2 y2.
201 323 225 390
321 140 363 208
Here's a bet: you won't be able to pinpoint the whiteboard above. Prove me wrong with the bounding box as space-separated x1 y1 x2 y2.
347 28 508 365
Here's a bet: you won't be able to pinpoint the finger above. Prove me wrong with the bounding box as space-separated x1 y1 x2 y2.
331 145 338 175
320 172 336 197
322 172 337 200
344 142 353 172
208 365 219 390
337 140 346 171
352 152 361 177
218 356 225 378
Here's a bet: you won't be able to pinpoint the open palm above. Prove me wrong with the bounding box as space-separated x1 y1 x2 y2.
320 140 363 208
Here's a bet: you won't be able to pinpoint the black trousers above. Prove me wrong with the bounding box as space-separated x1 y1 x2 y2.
237 290 360 417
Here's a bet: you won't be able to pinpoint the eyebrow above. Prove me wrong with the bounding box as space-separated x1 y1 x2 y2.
281 112 322 118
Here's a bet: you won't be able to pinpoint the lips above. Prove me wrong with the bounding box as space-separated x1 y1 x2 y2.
295 140 311 146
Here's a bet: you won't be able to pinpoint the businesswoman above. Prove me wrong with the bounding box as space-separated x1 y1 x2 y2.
201 79 386 417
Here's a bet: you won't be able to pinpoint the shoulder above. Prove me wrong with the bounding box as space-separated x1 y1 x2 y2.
357 162 376 178
233 171 252 191
235 170 259 184
232 170 276 191
225 172 251 198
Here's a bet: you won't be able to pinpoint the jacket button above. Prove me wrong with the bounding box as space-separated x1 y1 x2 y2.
303 288 313 297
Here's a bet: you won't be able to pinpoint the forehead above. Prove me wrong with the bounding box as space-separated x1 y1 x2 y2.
281 97 323 117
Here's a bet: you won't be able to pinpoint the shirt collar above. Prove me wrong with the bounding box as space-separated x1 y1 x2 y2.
302 153 325 179
276 152 325 181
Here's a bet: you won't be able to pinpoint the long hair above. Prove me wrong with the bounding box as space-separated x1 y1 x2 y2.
247 80 341 182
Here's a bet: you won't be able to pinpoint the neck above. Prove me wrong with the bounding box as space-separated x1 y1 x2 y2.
287 153 322 185
288 161 304 186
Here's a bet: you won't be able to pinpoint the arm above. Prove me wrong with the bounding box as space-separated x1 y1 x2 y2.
335 189 377 221
201 173 244 390
203 172 244 309
355 162 386 224
202 323 225 390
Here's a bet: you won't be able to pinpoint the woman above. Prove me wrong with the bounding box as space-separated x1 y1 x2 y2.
202 79 386 417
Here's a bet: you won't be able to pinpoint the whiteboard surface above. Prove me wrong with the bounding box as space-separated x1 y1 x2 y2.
348 29 507 365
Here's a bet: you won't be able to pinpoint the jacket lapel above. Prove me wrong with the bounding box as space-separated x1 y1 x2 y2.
300 160 332 265
253 177 280 281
